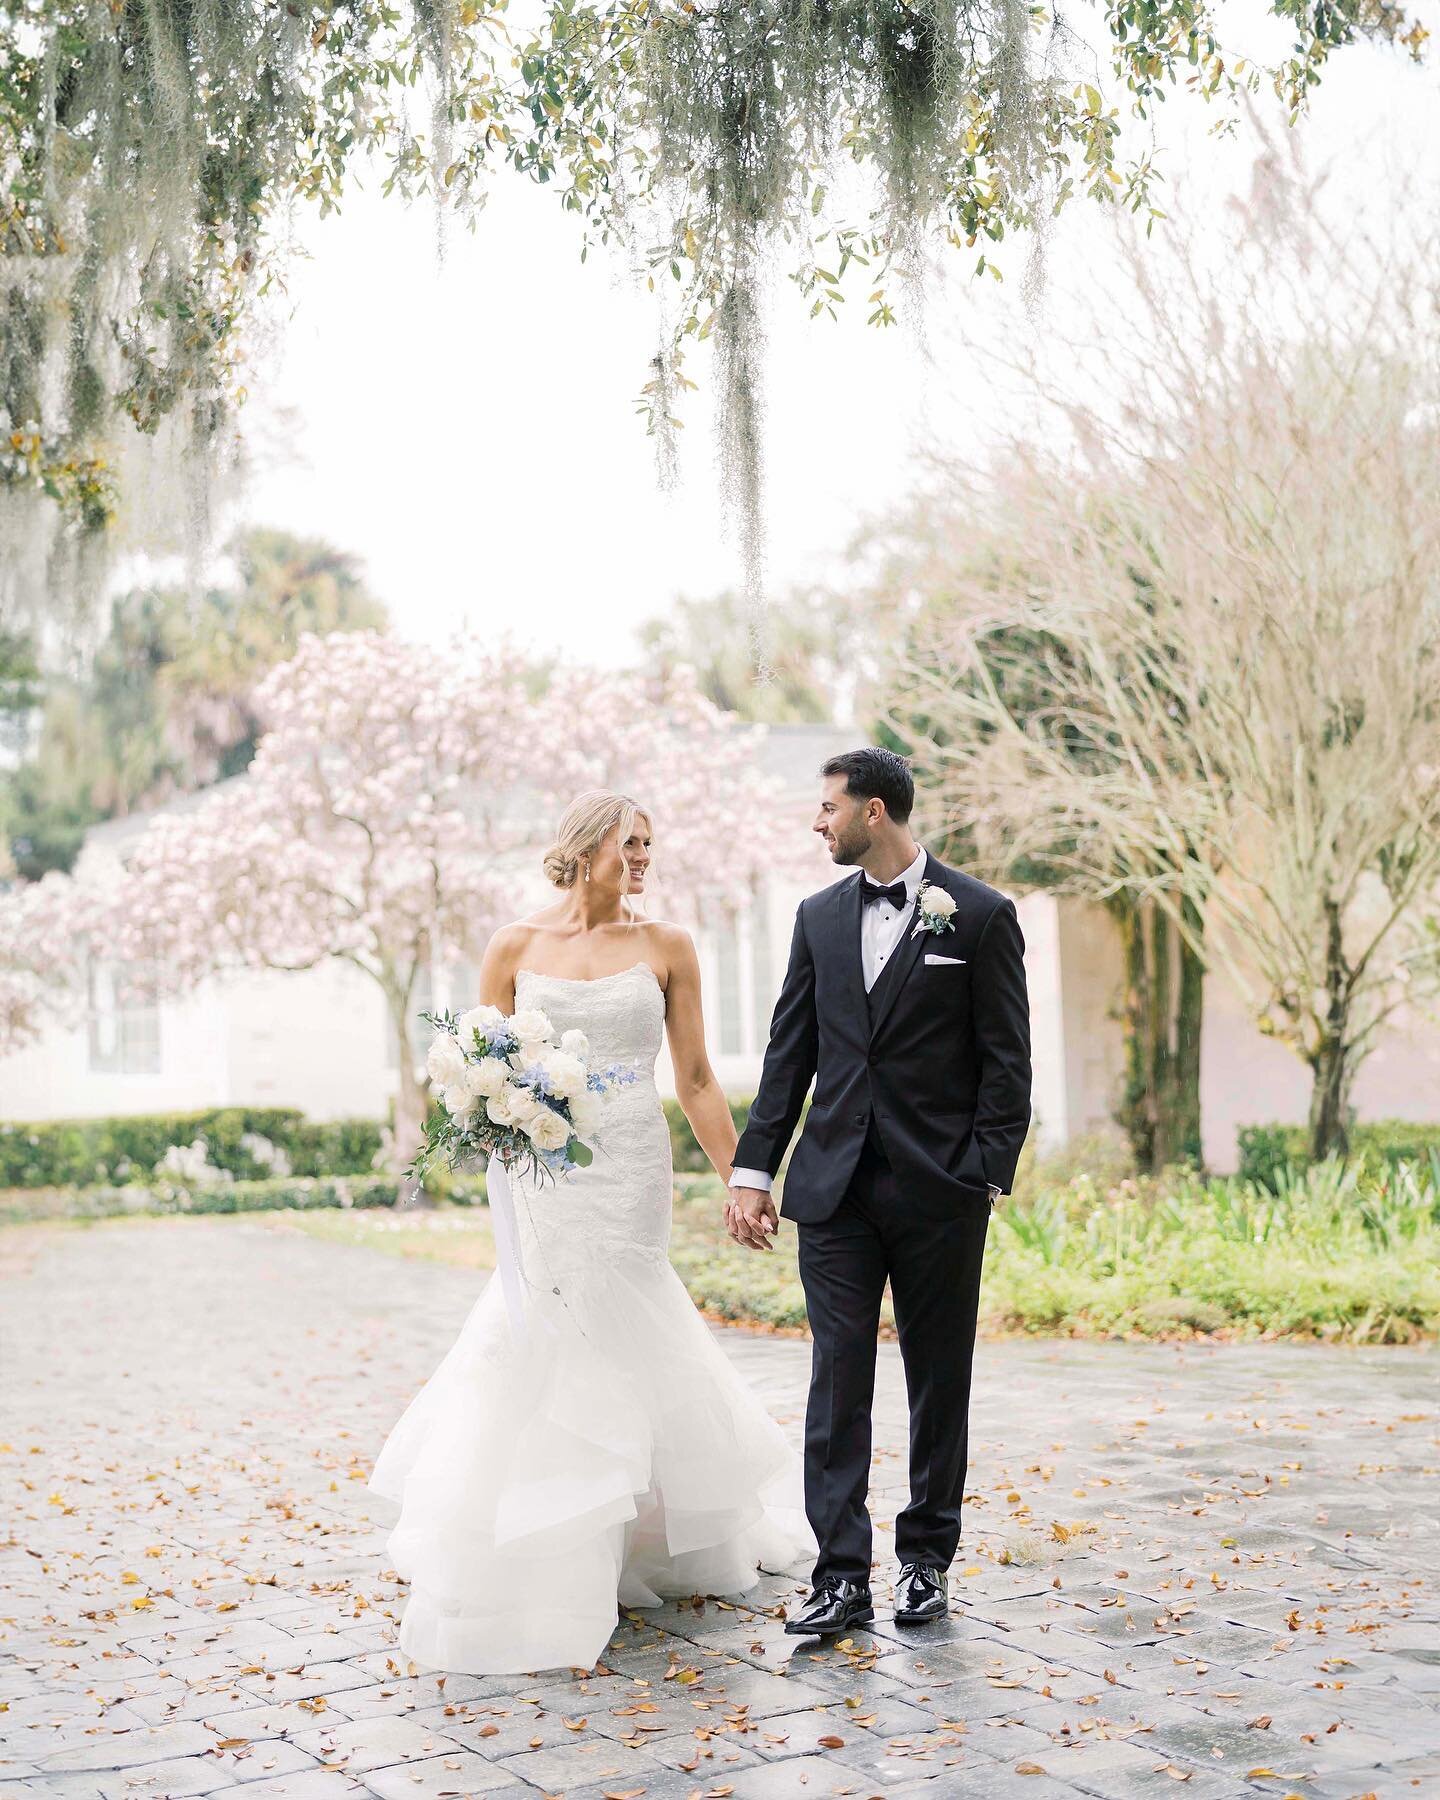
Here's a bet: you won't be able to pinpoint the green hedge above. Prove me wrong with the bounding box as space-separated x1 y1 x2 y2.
1 1093 771 1194
663 1096 754 1173
0 1108 384 1189
1238 1120 1440 1190
0 1174 402 1224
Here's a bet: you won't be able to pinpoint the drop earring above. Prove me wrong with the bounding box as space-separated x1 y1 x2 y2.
583 857 590 884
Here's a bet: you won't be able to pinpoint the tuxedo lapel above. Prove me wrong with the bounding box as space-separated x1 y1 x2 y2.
866 851 944 1043
832 870 868 1029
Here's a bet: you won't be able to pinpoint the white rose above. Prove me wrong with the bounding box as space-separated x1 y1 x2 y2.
485 1087 520 1128
524 1105 571 1152
539 1049 586 1102
921 885 957 919
508 1008 554 1049
456 1003 506 1044
560 1028 589 1060
426 1035 467 1086
463 1056 509 1101
506 1084 544 1124
443 1084 478 1120
568 1092 602 1139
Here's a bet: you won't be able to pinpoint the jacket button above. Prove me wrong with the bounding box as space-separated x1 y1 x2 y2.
853 1113 865 1126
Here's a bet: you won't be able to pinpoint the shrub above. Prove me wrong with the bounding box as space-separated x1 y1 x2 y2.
1238 1120 1440 1188
0 1175 402 1224
0 1109 385 1189
664 1096 754 1173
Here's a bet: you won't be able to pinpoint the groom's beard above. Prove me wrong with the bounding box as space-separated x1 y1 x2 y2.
830 825 872 866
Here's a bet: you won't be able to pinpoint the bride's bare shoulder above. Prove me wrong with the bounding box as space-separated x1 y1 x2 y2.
645 919 698 975
483 912 560 970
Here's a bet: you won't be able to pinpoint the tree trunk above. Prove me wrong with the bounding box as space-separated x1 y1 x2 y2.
1111 893 1205 1173
393 1041 428 1190
386 979 428 1200
1307 897 1353 1161
1170 893 1205 1168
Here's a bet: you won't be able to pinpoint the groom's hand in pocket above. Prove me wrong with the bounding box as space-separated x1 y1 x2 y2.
726 1186 779 1251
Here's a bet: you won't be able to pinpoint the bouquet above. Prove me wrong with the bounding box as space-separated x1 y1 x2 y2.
407 1001 635 1187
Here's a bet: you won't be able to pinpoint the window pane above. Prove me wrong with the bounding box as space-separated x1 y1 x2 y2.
87 959 161 1075
749 887 773 1051
707 903 743 1056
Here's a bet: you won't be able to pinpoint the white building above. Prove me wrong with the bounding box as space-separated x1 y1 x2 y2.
3 721 1437 1170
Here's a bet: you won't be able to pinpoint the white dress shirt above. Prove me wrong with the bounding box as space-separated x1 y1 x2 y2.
731 849 932 1197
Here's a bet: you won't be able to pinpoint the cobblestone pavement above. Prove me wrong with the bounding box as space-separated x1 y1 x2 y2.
2 1216 1438 1800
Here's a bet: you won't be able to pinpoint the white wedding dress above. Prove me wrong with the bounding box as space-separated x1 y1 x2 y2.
368 961 815 1674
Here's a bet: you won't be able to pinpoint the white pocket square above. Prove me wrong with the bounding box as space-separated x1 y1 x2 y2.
924 953 966 966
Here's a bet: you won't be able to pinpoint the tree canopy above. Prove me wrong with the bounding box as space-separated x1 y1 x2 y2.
1 526 387 875
2 0 1428 623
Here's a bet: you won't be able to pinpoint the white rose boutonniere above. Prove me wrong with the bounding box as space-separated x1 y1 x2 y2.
911 879 958 938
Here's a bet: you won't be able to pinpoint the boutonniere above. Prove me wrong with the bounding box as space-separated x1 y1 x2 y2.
911 879 958 938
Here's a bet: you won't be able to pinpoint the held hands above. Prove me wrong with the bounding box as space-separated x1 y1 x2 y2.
725 1185 779 1252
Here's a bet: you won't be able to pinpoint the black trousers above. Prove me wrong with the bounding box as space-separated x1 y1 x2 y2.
795 1124 990 1584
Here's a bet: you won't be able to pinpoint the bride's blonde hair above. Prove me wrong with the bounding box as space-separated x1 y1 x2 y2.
542 789 653 890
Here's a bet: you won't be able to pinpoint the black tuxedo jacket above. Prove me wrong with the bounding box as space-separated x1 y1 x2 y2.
733 851 1033 1222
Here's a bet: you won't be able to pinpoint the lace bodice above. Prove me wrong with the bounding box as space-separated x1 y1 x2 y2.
513 961 665 1074
509 962 673 1276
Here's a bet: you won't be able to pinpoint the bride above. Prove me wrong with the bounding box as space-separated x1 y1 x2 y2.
368 789 814 1674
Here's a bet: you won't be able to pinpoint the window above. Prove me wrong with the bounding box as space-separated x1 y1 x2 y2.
712 906 744 1056
749 886 774 1046
705 892 774 1058
87 960 161 1075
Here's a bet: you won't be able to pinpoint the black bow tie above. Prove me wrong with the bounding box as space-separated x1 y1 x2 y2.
863 880 909 910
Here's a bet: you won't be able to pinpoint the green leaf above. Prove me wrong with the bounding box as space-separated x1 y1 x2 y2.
569 1140 594 1167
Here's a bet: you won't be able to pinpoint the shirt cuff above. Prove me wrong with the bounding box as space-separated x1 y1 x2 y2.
730 1167 773 1193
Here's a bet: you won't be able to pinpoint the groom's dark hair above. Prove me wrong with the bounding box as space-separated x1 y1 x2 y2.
821 747 915 824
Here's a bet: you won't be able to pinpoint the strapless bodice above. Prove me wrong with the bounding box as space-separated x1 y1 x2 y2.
513 962 665 1075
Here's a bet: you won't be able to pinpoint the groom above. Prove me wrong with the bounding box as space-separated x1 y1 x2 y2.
727 747 1032 1634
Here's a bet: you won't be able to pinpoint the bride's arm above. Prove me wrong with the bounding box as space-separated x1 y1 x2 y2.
660 929 738 1185
476 926 522 1014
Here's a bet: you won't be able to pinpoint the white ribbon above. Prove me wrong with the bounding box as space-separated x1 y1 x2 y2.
485 1156 530 1345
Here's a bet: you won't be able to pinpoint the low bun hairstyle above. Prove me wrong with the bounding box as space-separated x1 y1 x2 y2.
543 789 652 890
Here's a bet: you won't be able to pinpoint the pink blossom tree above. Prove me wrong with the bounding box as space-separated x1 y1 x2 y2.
106 632 543 1165
546 662 811 911
0 871 100 1059
100 632 819 1171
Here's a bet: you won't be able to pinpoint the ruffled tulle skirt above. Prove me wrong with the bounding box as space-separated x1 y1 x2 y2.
367 1244 815 1674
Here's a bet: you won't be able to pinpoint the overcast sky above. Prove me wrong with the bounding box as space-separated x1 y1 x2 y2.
236 9 1437 672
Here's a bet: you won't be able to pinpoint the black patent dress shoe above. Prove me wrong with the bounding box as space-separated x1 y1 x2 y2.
893 1561 948 1624
783 1575 875 1636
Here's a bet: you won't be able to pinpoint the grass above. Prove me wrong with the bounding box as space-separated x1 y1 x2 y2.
9 1138 1438 1344
261 1204 497 1271
260 1144 1440 1345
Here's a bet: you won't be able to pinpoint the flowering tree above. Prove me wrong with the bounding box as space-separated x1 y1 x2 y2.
100 631 533 1166
545 661 808 910
94 632 816 1171
0 870 99 1058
